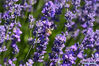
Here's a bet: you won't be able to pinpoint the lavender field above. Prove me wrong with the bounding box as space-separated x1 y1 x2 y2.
0 0 99 66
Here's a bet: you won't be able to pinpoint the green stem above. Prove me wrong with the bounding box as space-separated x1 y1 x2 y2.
25 45 33 60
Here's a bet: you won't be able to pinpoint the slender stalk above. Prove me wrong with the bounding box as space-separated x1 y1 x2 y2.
25 45 33 60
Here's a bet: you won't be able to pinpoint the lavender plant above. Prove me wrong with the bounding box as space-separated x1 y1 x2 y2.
0 0 99 66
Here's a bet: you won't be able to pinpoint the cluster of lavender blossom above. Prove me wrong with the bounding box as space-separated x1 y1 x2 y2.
0 0 99 66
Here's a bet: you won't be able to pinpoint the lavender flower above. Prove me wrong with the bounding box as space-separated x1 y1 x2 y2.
22 2 33 12
13 27 22 42
42 1 56 17
26 59 34 66
81 28 95 49
33 19 54 62
28 15 35 29
0 46 7 52
94 30 99 46
78 0 96 29
8 58 17 66
28 0 37 5
72 0 81 8
49 34 66 65
52 34 66 54
65 11 76 21
62 43 80 66
0 25 6 43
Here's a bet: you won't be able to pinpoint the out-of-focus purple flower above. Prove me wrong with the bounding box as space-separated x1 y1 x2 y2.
28 37 35 45
28 15 35 29
0 25 6 43
65 21 75 29
29 15 35 22
65 11 76 20
94 30 99 45
4 0 23 19
13 4 22 17
0 46 7 52
28 0 37 5
77 0 96 29
77 51 83 59
73 29 80 38
13 0 19 2
8 58 16 66
72 0 81 7
3 11 11 20
54 0 66 14
70 44 78 51
13 57 17 61
12 43 19 53
65 3 70 8
26 59 34 66
0 13 2 23
8 59 12 65
62 53 76 65
22 2 32 12
13 27 22 42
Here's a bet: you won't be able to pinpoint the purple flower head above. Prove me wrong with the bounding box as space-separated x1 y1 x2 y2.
65 3 70 8
33 19 55 62
95 3 99 18
65 21 75 32
28 38 36 48
13 27 22 42
70 43 79 51
61 43 83 65
94 30 99 45
13 0 19 2
33 52 40 62
13 57 17 61
0 25 6 43
3 11 11 20
73 29 80 38
29 15 35 29
35 20 54 36
42 1 56 17
8 59 12 64
13 4 22 17
81 28 96 50
72 0 81 7
0 46 7 52
49 53 59 62
29 15 35 22
49 33 66 65
62 53 76 65
8 58 16 66
55 34 66 43
54 0 66 14
65 11 76 20
11 43 19 53
77 51 83 59
52 34 66 54
28 0 37 5
22 2 33 12
26 59 34 66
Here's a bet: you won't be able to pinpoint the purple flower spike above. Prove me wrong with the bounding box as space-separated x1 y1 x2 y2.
0 25 6 43
13 27 22 42
49 34 66 65
42 1 56 17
